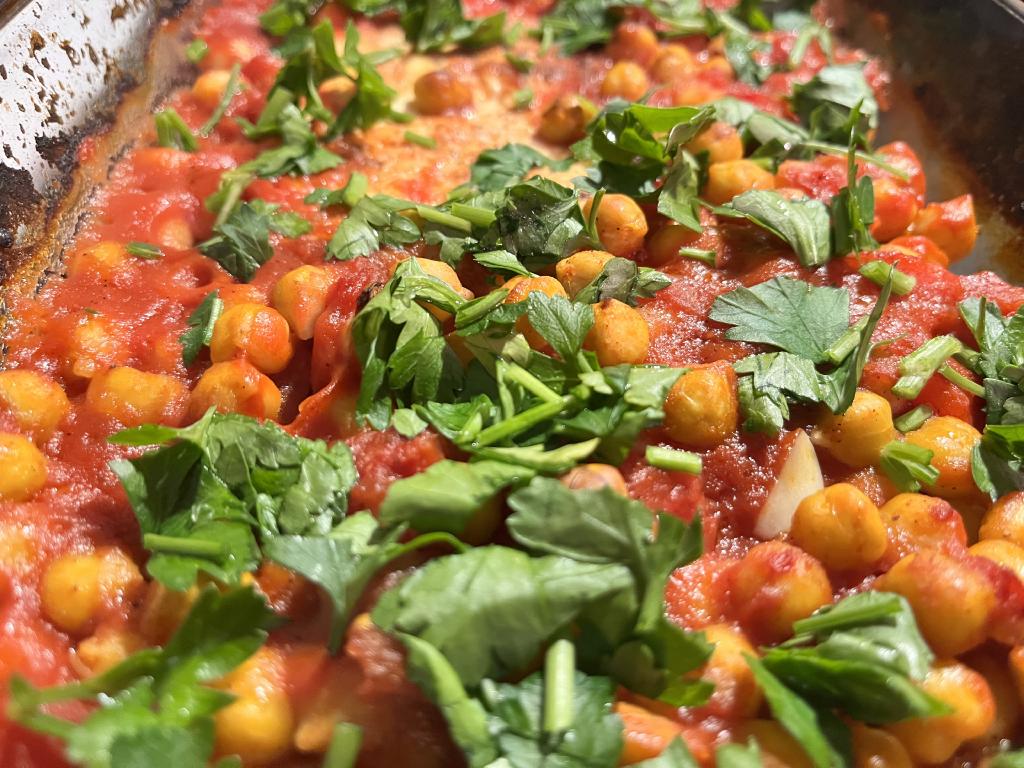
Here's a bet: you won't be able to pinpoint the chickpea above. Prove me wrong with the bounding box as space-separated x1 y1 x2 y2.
139 581 196 644
813 389 896 469
67 316 126 380
663 365 738 449
729 541 833 644
600 61 650 101
613 702 683 764
503 276 568 350
874 550 995 656
697 623 762 718
878 493 967 560
560 463 628 495
156 217 194 250
192 68 234 109
964 650 1021 741
271 265 335 340
0 433 47 502
607 22 659 66
210 303 294 375
319 75 355 113
214 648 294 765
733 721 813 768
850 724 911 768
646 224 704 267
76 626 144 675
293 661 363 752
980 491 1024 546
41 548 143 636
970 539 1024 581
66 240 127 279
904 416 981 499
907 195 977 262
537 94 597 146
870 176 919 242
685 122 744 165
703 160 775 206
0 370 70 442
1011 646 1024 707
885 661 995 764
555 250 614 298
413 69 473 115
584 299 650 366
406 257 474 321
701 56 733 78
790 484 887 572
85 367 188 427
582 193 648 258
651 45 696 84
189 360 282 421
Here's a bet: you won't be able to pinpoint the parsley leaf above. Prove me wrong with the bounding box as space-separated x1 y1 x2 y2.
714 190 832 267
179 291 223 367
878 440 939 492
326 195 421 261
790 64 878 145
492 177 591 268
154 109 197 151
573 258 671 306
466 143 570 192
342 0 505 53
199 200 309 281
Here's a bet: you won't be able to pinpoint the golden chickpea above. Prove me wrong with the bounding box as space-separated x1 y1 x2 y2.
582 193 648 258
271 265 335 340
66 316 126 380
851 724 912 768
0 433 47 502
1011 646 1024 708
697 623 762 718
970 539 1024 581
980 491 1024 546
790 484 888 572
814 389 897 469
0 370 70 442
607 22 659 66
703 160 775 206
651 44 696 84
646 224 704 267
584 299 650 366
503 276 569 350
964 650 1021 741
210 303 294 375
885 661 995 764
189 360 282 421
701 56 733 78
560 463 628 495
157 217 194 251
907 196 977 263
600 61 650 101
878 493 967 560
874 550 995 656
66 241 127 279
413 69 473 115
192 68 234 109
139 581 197 645
76 626 144 675
85 367 188 427
663 365 738 449
319 75 355 113
904 416 981 499
614 702 684 765
555 250 614 298
685 122 744 165
41 547 143 636
214 648 294 765
733 720 813 768
537 94 597 146
730 541 833 644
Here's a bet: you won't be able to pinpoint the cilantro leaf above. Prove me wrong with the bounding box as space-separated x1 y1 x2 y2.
715 190 832 267
179 291 223 367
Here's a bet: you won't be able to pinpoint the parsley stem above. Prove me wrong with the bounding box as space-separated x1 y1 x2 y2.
472 395 577 448
397 531 470 557
938 363 985 398
323 723 362 768
503 363 562 404
893 404 933 433
892 335 963 399
793 596 901 636
449 202 497 227
824 317 868 365
143 534 226 560
858 260 916 296
415 205 473 234
543 639 575 739
645 445 703 475
199 62 241 137
799 140 911 181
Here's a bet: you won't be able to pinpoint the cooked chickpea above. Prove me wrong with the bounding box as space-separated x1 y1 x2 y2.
210 303 294 375
139 581 196 644
646 224 703 267
965 650 1021 741
733 720 813 768
878 493 967 560
503 276 569 350
874 550 995 656
66 240 127 279
907 195 977 262
850 724 912 768
614 702 683 764
685 122 744 165
413 69 473 115
215 648 294 765
600 61 650 101
730 541 833 644
885 661 994 764
871 176 919 242
701 56 733 78
407 257 474 320
156 217 194 250
555 250 614 297
0 370 70 442
703 160 775 206
319 75 355 113
76 626 143 675
189 360 282 420
904 416 981 499
663 365 738 449
192 68 234 109
607 22 659 66
0 433 47 502
697 623 762 718
1011 646 1024 707
970 539 1024 581
814 389 896 468
67 316 126 380
537 94 597 146
271 265 335 340
651 45 696 84
584 299 650 366
85 367 188 427
560 463 628 495
790 484 887 572
980 491 1024 546
582 193 648 257
41 547 143 636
